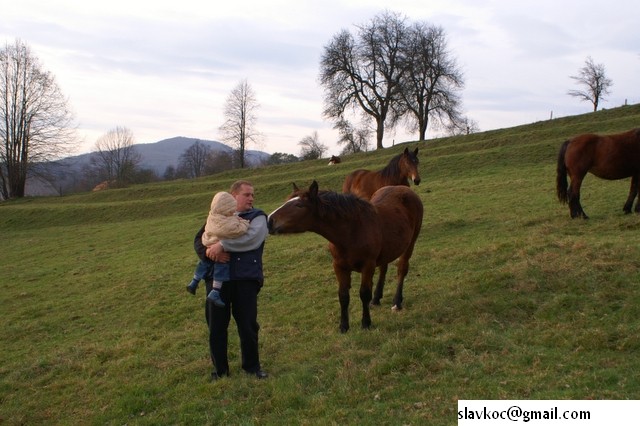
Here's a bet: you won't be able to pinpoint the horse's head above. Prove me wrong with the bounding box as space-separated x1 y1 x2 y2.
268 181 319 235
400 147 421 186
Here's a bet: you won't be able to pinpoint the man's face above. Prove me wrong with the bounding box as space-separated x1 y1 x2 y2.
233 184 254 212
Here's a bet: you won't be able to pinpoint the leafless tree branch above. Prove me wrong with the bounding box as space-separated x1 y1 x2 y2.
568 56 613 112
0 39 77 199
219 79 261 168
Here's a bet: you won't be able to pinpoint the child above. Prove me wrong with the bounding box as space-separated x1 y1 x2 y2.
186 191 250 307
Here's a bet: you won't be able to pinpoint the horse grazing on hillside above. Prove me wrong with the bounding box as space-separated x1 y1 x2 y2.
342 147 421 200
268 181 424 333
556 128 640 218
328 155 341 165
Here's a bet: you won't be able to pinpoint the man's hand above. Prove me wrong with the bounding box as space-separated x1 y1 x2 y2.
206 242 230 263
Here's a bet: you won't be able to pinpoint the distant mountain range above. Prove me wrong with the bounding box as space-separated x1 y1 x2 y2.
60 136 270 174
24 136 271 196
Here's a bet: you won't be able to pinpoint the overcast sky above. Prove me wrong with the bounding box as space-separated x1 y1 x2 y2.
2 0 638 156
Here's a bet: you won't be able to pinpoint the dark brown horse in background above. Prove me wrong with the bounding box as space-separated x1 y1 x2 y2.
342 147 421 200
557 128 640 218
268 181 424 333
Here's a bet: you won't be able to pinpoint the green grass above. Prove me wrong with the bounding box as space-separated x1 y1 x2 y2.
2 105 640 425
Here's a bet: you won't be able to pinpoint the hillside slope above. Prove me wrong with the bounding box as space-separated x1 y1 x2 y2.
1 104 640 425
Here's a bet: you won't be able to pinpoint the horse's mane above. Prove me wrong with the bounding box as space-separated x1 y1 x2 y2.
315 190 375 220
379 153 403 180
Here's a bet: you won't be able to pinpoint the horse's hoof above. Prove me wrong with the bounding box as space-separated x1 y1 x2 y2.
391 304 402 311
370 300 381 307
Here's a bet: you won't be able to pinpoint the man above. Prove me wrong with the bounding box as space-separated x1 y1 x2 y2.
193 180 268 380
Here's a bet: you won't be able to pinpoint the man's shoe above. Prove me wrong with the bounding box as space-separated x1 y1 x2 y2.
210 371 228 381
255 370 268 379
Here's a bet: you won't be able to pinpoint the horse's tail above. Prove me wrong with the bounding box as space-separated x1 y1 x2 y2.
556 139 570 204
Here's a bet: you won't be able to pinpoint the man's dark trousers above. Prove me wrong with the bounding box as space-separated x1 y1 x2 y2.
205 279 261 376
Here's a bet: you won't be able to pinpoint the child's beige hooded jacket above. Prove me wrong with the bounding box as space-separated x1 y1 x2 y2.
201 192 250 247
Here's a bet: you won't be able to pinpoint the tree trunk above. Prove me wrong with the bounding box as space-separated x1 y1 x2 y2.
375 118 385 149
418 117 428 142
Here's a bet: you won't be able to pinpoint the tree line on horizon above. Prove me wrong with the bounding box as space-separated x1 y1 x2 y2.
31 137 301 197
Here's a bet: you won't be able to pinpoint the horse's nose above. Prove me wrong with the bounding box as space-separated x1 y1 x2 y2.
413 176 421 185
267 217 278 234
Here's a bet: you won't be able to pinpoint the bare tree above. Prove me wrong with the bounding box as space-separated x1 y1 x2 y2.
334 118 371 155
219 79 260 168
178 140 211 178
445 116 479 136
163 165 177 181
568 56 613 112
320 11 408 150
400 23 465 141
298 131 328 160
91 126 141 187
205 150 235 174
0 39 76 199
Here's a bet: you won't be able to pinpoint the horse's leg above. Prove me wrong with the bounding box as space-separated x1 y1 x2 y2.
624 175 639 214
371 264 388 306
634 175 640 213
392 254 411 311
359 265 375 329
568 173 588 219
333 264 352 333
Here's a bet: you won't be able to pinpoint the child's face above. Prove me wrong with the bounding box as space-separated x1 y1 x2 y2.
233 184 254 212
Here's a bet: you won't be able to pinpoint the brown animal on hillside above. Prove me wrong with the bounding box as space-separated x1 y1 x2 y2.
557 128 640 218
328 155 341 165
268 181 423 333
342 147 420 200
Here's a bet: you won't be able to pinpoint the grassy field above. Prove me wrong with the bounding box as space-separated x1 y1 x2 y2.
1 104 640 425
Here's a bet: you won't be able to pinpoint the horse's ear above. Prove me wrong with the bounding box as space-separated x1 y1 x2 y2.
403 147 409 155
292 182 299 192
309 180 319 198
413 147 419 156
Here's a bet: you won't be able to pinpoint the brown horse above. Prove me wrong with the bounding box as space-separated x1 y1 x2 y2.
557 128 640 218
268 181 423 333
342 147 421 199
